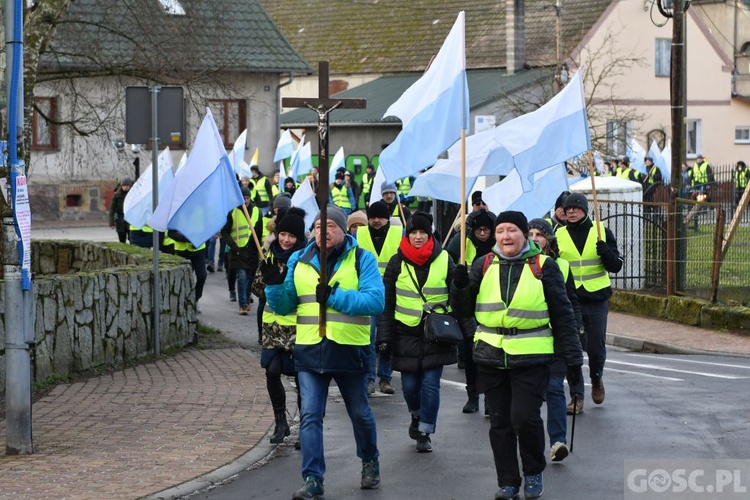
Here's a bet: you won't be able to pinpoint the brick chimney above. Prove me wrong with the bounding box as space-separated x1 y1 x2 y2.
506 0 525 75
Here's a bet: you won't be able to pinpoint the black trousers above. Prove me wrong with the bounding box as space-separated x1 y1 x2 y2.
480 364 548 488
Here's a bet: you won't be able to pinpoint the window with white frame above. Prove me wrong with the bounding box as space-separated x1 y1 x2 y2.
207 99 246 149
655 38 671 77
606 119 631 157
735 126 750 144
686 119 702 157
32 96 58 151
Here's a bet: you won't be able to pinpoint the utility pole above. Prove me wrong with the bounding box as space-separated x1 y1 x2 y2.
4 0 33 454
661 0 691 294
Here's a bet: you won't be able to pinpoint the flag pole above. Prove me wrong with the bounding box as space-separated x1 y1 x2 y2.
443 211 462 246
397 196 407 226
587 151 602 241
242 203 266 261
459 131 467 264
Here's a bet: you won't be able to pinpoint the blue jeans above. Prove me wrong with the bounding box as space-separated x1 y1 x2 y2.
297 370 379 482
545 371 567 446
369 316 392 382
206 237 216 267
401 366 443 434
236 268 249 308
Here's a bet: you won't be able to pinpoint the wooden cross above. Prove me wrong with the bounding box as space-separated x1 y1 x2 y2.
282 61 367 336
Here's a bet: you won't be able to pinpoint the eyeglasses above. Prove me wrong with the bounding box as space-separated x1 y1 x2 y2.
475 227 491 234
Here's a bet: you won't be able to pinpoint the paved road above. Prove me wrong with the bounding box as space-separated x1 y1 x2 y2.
190 351 750 500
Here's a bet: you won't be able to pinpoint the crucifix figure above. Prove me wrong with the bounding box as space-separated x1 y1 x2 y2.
282 61 366 336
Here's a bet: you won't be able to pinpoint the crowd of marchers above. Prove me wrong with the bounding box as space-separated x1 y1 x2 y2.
108 163 623 500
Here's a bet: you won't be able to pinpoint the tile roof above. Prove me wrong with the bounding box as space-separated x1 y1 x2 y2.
260 0 613 74
280 67 550 127
40 0 312 76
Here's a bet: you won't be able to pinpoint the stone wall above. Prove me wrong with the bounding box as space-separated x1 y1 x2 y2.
0 241 198 393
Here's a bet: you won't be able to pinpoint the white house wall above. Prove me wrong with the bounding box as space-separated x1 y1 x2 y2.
576 0 750 166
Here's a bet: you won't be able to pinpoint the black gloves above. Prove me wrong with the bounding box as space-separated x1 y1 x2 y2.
595 240 608 256
259 257 287 285
453 264 469 288
316 281 338 304
377 342 391 357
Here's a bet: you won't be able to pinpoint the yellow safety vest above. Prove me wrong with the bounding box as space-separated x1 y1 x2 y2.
465 238 478 265
617 168 631 180
693 162 709 184
557 257 570 283
163 235 206 253
737 169 748 189
362 172 373 194
263 302 297 327
129 225 153 232
394 251 450 327
474 254 554 357
397 178 411 198
254 176 270 203
230 207 253 247
272 184 280 198
293 249 370 345
646 165 660 184
556 222 611 292
356 225 402 276
331 184 352 209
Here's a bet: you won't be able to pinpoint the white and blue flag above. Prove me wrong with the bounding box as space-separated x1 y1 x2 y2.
149 108 244 247
123 147 175 229
274 129 295 162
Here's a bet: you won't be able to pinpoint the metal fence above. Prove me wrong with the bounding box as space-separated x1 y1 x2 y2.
597 174 750 304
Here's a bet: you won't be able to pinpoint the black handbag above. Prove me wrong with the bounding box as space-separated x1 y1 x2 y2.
405 264 463 345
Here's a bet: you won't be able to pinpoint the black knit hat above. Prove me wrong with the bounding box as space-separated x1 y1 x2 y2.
471 209 495 231
367 200 390 220
406 211 433 236
334 171 345 181
528 218 554 239
494 210 529 235
554 190 571 210
241 187 252 197
276 207 307 242
471 191 484 205
563 192 589 213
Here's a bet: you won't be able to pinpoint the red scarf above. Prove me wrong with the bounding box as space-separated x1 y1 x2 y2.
399 235 434 267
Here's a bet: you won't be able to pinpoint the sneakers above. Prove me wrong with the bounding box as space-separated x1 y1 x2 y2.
360 459 380 489
367 380 375 396
592 378 605 404
550 441 569 462
379 380 395 395
416 432 432 453
292 476 324 500
524 473 544 499
494 486 520 499
408 415 420 440
566 398 584 415
229 290 237 302
239 305 249 316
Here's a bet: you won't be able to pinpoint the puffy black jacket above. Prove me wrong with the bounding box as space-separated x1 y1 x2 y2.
450 242 583 369
378 239 471 373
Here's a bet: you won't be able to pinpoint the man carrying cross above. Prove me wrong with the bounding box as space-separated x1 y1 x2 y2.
263 61 384 500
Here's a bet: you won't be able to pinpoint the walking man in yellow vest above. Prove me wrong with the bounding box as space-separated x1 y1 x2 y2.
262 205 385 500
220 187 263 315
450 210 583 500
556 193 622 413
251 165 273 216
357 200 402 395
329 171 356 215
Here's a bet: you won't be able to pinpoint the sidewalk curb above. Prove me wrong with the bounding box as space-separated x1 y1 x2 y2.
607 333 750 358
146 433 278 500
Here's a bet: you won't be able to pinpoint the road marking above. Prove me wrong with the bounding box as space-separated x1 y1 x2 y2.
624 353 750 370
441 379 468 389
608 360 748 379
606 367 683 381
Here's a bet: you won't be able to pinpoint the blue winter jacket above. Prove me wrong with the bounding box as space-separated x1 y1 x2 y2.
265 234 384 374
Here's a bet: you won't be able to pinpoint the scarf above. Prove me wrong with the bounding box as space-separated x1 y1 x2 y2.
399 235 434 267
494 240 530 261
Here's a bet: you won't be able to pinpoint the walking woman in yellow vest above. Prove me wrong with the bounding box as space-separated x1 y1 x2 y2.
253 208 307 445
450 211 582 500
377 212 465 453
